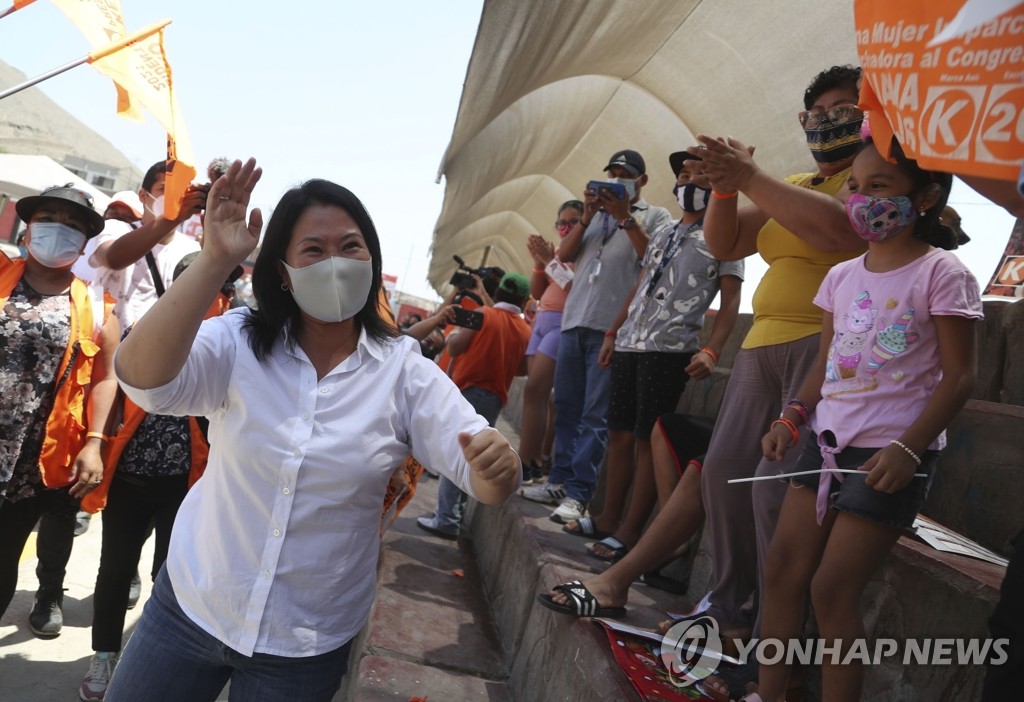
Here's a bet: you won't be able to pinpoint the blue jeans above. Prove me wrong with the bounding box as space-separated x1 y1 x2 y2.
106 567 353 702
549 327 611 503
432 386 502 531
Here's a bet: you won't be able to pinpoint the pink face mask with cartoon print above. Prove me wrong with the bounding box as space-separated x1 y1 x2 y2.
845 193 918 242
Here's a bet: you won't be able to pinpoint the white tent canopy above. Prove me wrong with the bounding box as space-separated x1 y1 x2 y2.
432 0 859 291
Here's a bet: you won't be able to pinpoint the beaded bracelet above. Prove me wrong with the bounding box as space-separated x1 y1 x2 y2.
785 398 810 425
890 440 922 466
700 347 719 363
771 417 800 446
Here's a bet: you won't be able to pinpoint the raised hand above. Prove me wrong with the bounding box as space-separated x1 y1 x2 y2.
204 158 264 266
687 135 757 195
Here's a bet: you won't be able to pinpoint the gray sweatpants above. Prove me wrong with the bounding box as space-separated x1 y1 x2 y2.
699 334 820 634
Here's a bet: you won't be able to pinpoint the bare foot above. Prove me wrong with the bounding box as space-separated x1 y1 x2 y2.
548 573 628 609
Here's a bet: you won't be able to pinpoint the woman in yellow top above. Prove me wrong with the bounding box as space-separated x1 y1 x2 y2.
685 65 868 699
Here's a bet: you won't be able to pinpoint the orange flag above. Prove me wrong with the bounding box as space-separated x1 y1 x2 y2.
854 0 1024 182
50 0 196 219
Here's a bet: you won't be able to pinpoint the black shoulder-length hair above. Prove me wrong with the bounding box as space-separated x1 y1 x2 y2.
242 179 397 361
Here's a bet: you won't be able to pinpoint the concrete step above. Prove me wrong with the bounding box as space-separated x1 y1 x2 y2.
341 474 511 701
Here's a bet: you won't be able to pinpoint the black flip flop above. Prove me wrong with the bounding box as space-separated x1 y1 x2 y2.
535 580 627 618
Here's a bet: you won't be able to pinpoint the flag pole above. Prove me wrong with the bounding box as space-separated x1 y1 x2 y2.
0 0 38 21
0 19 171 101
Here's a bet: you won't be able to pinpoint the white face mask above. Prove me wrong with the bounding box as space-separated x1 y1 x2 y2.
27 222 86 268
146 193 165 218
606 176 637 200
282 256 373 323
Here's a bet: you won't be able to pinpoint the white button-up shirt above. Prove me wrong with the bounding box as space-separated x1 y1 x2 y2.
118 310 487 657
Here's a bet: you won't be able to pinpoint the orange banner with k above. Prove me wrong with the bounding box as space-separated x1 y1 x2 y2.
854 0 1024 182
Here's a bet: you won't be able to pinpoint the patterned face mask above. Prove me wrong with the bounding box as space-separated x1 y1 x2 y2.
803 107 864 164
845 192 918 242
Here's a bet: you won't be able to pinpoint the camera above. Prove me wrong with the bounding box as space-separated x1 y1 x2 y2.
448 255 500 291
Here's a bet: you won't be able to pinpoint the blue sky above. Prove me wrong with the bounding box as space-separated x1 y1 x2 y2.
2 1 1018 306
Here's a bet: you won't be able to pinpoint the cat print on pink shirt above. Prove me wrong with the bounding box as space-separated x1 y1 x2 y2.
825 294 918 397
826 291 878 381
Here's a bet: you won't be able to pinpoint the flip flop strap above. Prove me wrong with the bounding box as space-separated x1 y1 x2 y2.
552 580 596 616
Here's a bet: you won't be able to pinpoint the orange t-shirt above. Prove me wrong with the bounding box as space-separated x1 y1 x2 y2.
449 305 531 406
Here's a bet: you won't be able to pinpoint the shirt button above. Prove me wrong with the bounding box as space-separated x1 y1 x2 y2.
263 570 271 579
319 387 328 394
302 413 310 420
293 448 301 458
283 487 291 495
273 528 281 537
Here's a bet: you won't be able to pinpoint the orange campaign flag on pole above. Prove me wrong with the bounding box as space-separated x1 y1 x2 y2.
49 0 196 219
854 0 1024 182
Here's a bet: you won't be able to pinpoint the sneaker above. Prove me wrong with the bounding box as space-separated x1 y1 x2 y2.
79 652 117 701
74 511 92 537
126 571 142 610
550 498 587 524
415 516 458 540
29 588 63 637
520 482 565 505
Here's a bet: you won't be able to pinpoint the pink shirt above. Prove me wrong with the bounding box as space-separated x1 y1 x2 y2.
812 248 982 451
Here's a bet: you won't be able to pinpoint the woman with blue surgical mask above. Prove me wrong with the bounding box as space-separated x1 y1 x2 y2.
0 185 120 636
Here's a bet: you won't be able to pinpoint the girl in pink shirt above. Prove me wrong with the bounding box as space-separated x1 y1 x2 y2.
754 134 983 702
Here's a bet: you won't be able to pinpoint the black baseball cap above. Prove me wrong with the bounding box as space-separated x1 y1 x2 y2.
669 150 702 177
16 185 105 238
603 149 646 177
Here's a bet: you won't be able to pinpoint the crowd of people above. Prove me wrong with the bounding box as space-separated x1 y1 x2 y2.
0 58 1019 702
526 64 1015 702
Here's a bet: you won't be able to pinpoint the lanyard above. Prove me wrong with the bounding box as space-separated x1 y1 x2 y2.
643 219 702 298
590 210 636 283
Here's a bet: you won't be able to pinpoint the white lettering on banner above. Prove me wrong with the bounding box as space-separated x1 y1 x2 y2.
996 256 1024 287
878 72 920 111
918 85 986 159
975 84 1024 164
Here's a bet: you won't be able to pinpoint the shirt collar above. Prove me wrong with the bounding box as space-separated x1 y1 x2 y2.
493 302 522 314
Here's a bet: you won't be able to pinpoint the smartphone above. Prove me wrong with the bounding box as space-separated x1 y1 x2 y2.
451 306 484 330
587 180 628 201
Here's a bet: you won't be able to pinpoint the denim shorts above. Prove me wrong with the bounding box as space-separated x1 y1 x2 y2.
789 433 938 530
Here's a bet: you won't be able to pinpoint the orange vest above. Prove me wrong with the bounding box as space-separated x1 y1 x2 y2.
80 398 209 513
80 288 233 511
0 255 114 488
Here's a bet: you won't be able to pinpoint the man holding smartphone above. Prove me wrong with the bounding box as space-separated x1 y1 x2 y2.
522 150 672 524
417 273 533 539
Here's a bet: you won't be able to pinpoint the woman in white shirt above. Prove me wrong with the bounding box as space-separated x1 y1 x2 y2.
104 159 520 702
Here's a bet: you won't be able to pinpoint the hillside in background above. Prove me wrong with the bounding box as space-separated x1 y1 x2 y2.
0 59 141 192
